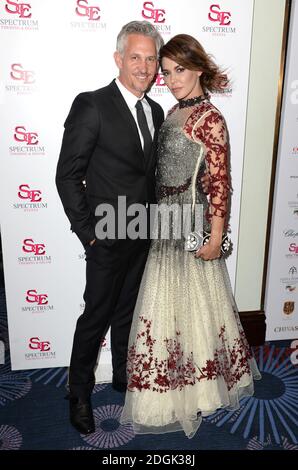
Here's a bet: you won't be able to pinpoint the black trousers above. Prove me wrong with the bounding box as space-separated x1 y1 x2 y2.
68 237 150 398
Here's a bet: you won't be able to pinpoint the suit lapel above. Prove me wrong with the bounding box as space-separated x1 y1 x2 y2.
109 81 145 167
107 81 162 171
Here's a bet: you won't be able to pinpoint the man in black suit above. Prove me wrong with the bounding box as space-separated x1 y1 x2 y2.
56 21 164 434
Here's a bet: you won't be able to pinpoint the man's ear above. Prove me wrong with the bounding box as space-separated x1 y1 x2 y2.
114 51 122 70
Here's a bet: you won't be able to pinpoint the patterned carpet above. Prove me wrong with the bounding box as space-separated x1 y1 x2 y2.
0 288 298 453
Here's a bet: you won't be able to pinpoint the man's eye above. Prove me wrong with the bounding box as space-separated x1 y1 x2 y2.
147 57 157 63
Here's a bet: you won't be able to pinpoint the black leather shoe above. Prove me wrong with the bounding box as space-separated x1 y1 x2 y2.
112 380 127 393
69 396 95 434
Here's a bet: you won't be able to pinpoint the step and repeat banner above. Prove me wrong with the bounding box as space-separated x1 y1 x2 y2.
0 0 254 374
265 0 298 340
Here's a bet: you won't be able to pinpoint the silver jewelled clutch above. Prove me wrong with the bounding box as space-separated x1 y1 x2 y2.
185 231 232 254
184 231 203 252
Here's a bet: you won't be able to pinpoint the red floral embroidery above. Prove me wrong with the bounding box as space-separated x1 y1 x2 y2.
183 102 214 136
184 104 231 223
127 317 253 393
197 327 252 391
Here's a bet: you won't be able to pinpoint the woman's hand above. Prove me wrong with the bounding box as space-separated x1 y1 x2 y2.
200 171 210 194
195 241 221 261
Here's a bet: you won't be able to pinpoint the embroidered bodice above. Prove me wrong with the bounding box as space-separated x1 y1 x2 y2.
156 98 230 227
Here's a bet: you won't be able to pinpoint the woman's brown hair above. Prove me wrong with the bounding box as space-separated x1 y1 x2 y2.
159 34 229 93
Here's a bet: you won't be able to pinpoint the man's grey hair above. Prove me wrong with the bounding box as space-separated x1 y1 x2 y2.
116 20 164 56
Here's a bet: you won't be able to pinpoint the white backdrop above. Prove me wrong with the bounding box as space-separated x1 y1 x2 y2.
0 0 254 374
265 0 298 340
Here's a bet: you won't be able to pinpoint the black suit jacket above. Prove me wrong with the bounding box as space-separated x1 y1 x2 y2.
56 80 164 246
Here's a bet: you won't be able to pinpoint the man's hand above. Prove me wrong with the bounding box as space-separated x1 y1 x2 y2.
201 171 210 194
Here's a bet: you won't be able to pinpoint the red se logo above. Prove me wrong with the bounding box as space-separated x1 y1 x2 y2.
75 0 100 21
14 126 38 145
10 64 35 84
29 337 51 351
26 289 48 305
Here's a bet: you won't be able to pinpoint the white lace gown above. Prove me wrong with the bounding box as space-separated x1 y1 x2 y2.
120 98 261 438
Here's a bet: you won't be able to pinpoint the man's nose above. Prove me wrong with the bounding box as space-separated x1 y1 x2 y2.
139 59 149 72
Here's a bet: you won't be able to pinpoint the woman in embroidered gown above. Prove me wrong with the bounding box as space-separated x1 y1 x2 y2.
120 34 260 438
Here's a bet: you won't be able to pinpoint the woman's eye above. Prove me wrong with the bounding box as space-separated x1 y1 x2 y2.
177 67 184 73
163 71 169 77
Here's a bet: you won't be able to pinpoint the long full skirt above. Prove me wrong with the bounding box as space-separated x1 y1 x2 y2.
120 240 261 438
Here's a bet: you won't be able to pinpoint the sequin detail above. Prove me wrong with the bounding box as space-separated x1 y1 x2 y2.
156 100 230 226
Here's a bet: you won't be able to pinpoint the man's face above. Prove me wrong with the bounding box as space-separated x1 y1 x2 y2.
114 34 158 97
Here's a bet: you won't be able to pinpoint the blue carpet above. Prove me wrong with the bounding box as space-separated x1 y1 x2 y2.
0 288 298 454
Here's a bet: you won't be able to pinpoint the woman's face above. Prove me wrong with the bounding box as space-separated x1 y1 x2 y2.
161 57 203 101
